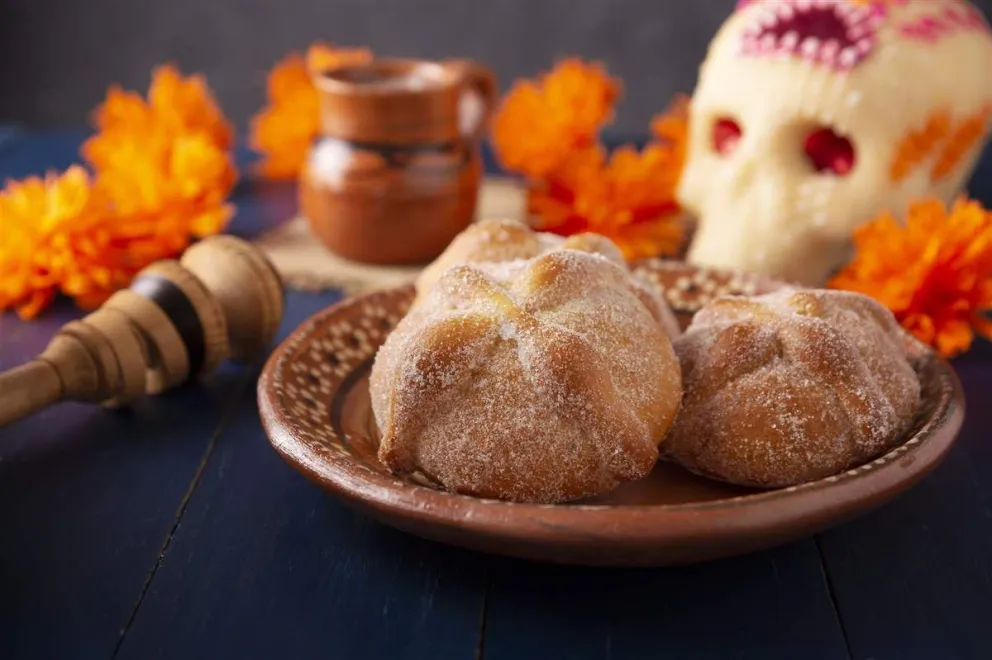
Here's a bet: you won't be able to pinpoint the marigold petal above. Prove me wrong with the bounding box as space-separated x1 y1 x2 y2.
16 289 56 320
492 58 620 180
935 318 975 358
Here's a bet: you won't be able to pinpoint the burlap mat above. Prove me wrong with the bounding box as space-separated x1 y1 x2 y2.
255 176 527 295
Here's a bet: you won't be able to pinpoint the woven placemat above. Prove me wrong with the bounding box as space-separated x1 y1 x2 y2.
254 176 527 295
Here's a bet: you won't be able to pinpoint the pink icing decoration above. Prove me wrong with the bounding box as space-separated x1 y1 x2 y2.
899 3 992 41
736 0 901 16
739 0 880 71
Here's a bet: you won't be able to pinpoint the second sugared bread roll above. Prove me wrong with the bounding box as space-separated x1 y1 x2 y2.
667 288 922 488
371 249 683 503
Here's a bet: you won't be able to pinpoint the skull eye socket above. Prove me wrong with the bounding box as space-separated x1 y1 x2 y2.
804 127 856 176
712 117 743 155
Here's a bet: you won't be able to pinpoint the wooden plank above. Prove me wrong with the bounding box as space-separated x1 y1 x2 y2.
115 291 490 660
814 148 992 660
482 541 850 660
0 132 277 658
817 345 992 660
0 361 253 659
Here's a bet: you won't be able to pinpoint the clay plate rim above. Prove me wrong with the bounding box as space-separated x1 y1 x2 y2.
258 260 965 562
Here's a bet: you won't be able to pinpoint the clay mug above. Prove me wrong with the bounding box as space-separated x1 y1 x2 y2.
300 58 497 264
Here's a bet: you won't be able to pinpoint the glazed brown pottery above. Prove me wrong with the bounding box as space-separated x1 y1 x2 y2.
300 58 497 265
258 261 965 566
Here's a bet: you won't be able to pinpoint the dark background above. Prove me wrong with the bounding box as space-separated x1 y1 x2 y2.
2 0 992 133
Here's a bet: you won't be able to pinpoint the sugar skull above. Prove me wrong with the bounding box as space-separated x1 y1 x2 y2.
679 0 992 285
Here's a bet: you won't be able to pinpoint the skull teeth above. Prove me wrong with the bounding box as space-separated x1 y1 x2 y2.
780 31 800 50
838 47 859 68
835 2 856 17
801 37 821 58
847 24 869 40
847 7 871 23
820 39 841 61
739 0 878 71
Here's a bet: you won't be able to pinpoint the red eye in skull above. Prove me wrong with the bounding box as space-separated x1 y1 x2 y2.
712 117 743 155
804 126 856 176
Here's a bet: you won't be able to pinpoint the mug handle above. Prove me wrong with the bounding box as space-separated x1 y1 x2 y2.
445 59 498 140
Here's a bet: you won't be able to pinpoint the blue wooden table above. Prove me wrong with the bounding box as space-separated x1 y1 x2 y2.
1 130 991 660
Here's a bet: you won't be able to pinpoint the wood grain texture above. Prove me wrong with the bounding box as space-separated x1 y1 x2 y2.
115 291 491 660
813 149 992 660
0 133 282 659
817 416 992 659
0 297 252 658
482 541 850 660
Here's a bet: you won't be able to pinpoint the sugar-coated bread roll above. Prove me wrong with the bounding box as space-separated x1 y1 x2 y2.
414 218 681 340
667 288 922 488
371 249 683 503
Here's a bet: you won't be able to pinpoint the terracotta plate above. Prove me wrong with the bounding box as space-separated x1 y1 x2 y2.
258 260 965 566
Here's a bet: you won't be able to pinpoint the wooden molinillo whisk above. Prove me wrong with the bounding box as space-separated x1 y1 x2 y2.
0 236 284 428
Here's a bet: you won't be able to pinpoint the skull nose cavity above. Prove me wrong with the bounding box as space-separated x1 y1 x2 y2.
805 126 856 176
740 0 879 70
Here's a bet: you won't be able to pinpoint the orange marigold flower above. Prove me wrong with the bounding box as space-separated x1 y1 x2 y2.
83 65 237 255
88 64 233 156
829 197 992 358
492 58 621 180
529 140 684 261
0 168 90 318
0 66 238 319
147 65 234 151
522 94 688 261
250 44 373 180
0 167 137 318
492 59 686 260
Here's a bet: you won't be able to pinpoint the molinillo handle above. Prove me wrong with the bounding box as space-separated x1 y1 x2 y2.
0 361 64 427
0 236 285 429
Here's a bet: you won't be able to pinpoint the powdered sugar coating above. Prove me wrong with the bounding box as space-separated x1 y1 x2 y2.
413 218 681 340
371 249 683 503
667 287 922 488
